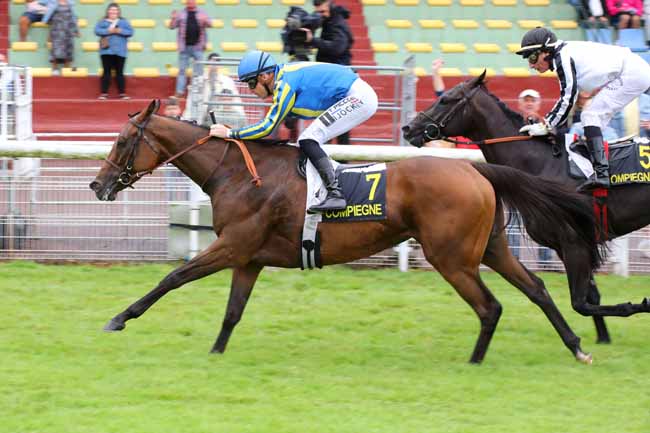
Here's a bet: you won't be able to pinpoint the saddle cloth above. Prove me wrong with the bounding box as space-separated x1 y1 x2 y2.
566 134 650 186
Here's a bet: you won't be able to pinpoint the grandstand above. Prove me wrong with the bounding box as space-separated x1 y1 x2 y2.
0 0 635 137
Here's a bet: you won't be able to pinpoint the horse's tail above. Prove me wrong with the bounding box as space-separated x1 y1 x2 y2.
471 162 603 269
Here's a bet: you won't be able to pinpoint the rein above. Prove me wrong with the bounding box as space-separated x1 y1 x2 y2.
106 117 262 188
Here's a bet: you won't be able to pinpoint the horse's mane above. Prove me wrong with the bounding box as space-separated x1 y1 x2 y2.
155 114 291 146
481 84 525 126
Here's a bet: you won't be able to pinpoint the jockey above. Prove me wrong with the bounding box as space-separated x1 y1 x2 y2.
209 50 378 213
516 26 650 191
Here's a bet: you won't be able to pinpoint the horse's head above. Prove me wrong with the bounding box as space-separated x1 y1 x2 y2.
90 100 164 201
402 70 487 147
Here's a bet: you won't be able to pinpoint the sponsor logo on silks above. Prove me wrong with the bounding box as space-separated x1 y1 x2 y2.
318 97 365 127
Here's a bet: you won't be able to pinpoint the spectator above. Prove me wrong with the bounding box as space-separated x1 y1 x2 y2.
424 58 454 148
163 96 182 118
94 3 133 100
183 52 245 128
19 0 47 42
644 0 650 43
606 0 642 28
43 0 79 75
305 0 354 145
517 88 543 123
639 93 650 138
168 0 211 98
516 88 553 265
573 0 612 41
423 58 475 149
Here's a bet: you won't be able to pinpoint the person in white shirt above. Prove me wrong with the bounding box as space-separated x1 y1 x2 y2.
516 26 650 191
183 52 245 128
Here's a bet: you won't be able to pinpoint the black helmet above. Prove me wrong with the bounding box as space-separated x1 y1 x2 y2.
516 27 558 57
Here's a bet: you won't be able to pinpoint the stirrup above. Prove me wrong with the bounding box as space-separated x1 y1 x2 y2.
308 196 347 213
577 177 609 193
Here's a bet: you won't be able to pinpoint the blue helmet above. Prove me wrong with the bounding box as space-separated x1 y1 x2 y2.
237 51 277 82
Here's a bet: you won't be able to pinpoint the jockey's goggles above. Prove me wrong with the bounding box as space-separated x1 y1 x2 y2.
245 77 258 90
527 50 542 64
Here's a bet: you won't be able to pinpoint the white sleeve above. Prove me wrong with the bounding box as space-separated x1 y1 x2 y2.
545 50 579 129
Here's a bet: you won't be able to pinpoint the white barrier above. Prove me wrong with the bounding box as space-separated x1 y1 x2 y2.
0 140 485 162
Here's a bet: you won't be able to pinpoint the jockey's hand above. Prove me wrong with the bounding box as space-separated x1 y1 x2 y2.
210 124 231 138
519 121 551 136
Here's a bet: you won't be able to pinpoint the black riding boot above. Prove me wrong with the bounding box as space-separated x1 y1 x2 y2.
308 157 347 213
577 126 610 192
299 138 347 213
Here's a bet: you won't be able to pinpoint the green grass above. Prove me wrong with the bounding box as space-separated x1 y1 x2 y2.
1 262 649 433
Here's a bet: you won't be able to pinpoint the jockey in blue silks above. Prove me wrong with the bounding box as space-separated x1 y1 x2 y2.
209 50 378 213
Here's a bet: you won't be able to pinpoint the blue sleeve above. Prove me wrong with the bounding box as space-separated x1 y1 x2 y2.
231 81 296 140
119 19 134 37
95 20 109 37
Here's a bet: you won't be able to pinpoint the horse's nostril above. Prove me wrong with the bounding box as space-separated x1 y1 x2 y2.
401 125 410 133
89 180 101 192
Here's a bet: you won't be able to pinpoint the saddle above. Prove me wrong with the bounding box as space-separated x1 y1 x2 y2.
567 134 650 186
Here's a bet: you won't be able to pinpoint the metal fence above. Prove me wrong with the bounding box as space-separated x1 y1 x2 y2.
0 65 33 141
186 57 417 146
2 157 649 273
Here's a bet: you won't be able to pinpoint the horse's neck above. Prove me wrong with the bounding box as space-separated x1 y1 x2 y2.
152 119 222 188
472 105 568 179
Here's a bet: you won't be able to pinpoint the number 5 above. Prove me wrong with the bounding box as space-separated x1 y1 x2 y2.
640 145 650 169
366 173 381 201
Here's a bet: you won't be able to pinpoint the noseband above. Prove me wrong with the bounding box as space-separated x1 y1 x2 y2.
420 85 481 142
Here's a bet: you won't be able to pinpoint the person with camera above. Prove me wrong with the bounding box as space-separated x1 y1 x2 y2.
208 51 378 213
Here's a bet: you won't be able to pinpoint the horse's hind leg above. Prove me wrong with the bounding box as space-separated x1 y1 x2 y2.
422 237 502 363
587 275 611 343
211 263 263 354
482 232 592 363
438 266 502 364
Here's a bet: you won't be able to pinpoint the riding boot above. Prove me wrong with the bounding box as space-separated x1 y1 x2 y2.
308 157 347 213
577 126 610 192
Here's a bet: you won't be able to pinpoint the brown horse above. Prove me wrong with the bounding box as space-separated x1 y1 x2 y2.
90 100 601 364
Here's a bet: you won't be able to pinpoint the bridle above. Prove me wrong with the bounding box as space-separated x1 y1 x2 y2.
103 116 169 188
416 84 532 146
420 85 481 143
104 114 262 189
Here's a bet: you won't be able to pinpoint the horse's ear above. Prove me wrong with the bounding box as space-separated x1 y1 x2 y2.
137 100 159 122
468 70 487 88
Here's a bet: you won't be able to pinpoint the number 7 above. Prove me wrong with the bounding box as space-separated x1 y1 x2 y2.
365 173 381 201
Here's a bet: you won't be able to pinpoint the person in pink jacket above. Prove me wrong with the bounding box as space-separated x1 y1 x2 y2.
606 0 642 28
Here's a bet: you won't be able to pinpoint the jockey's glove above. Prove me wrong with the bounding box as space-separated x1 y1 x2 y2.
519 120 551 136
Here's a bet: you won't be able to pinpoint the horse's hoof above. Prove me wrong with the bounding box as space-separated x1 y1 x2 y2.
103 318 125 332
209 347 225 354
575 351 593 365
642 297 650 312
596 337 611 344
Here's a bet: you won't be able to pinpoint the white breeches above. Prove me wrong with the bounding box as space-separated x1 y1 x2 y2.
582 52 650 129
298 78 379 144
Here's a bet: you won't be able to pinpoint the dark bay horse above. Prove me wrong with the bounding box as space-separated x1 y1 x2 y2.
402 71 650 344
90 100 602 363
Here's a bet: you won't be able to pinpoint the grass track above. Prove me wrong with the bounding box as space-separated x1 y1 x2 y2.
1 261 649 433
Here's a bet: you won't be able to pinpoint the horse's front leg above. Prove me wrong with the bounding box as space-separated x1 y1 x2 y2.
211 263 263 354
104 236 241 332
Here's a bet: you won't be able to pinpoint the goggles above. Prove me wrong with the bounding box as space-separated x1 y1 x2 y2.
245 77 258 90
527 50 542 65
